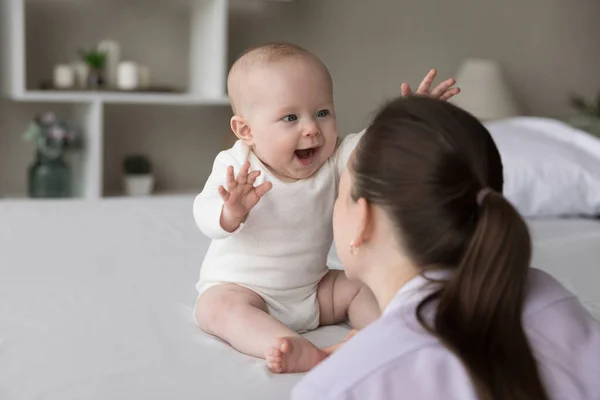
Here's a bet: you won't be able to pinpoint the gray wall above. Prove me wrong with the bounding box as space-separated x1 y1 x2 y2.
102 105 231 196
2 0 599 197
230 0 600 135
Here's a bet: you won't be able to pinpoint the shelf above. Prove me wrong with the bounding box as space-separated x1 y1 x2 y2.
0 0 264 200
1 0 228 101
104 189 198 198
0 190 197 202
0 0 230 199
16 91 230 105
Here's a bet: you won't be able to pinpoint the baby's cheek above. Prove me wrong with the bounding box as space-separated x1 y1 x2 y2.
323 141 337 160
266 140 293 159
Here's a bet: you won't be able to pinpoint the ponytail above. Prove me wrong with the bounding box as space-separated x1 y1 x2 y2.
417 192 549 400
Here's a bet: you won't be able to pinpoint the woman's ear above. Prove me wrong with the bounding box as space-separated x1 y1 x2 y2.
353 197 373 247
230 116 253 145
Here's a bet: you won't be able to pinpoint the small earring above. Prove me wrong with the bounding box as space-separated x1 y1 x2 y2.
349 240 360 256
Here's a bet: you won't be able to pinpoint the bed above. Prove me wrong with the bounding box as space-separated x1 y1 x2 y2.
0 196 348 400
0 195 599 400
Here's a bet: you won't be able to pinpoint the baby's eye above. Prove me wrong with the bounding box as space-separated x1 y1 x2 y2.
283 114 298 122
316 109 330 118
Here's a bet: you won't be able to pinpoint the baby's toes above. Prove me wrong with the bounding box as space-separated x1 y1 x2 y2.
272 359 284 374
267 359 283 374
266 353 275 364
279 337 291 354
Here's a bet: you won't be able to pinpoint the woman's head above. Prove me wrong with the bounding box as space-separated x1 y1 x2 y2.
334 96 548 400
334 95 503 280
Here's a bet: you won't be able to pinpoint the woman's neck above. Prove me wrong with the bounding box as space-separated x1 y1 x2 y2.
364 262 419 312
359 208 421 312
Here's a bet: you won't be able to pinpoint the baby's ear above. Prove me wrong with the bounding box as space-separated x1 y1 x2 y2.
230 116 253 145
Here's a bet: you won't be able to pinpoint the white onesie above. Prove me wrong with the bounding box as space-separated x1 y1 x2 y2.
193 132 363 333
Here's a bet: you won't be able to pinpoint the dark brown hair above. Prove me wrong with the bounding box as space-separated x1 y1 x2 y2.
350 96 548 400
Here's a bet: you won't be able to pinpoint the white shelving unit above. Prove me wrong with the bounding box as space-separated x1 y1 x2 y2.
0 0 230 199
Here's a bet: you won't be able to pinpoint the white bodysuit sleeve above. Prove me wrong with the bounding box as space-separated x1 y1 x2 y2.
193 148 246 240
335 128 366 177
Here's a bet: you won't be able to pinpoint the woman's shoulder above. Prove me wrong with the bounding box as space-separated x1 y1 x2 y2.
522 268 598 329
293 269 600 400
293 312 473 399
523 269 600 398
523 268 576 313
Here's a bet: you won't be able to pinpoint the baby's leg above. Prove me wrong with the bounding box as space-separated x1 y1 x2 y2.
195 284 326 373
317 270 380 329
195 284 296 357
263 271 379 372
317 270 380 353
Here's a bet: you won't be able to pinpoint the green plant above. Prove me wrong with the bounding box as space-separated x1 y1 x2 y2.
79 48 107 70
570 91 600 118
123 155 152 175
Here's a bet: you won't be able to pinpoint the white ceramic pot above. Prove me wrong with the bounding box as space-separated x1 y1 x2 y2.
124 175 154 196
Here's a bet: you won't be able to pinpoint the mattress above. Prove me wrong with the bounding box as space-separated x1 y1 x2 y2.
0 196 598 400
527 218 600 319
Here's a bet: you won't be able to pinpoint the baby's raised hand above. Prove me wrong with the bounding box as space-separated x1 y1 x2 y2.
218 161 272 232
401 69 460 101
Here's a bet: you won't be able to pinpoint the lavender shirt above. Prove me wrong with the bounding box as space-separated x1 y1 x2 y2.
292 269 600 399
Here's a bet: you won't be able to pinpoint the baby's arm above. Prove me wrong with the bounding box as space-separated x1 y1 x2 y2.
193 151 271 239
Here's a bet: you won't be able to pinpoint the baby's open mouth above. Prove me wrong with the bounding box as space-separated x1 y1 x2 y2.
294 147 319 166
295 148 316 160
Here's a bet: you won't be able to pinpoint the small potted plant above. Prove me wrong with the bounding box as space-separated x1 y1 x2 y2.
79 48 107 89
123 154 154 196
569 91 600 138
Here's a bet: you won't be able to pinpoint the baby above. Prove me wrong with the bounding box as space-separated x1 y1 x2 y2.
193 42 459 373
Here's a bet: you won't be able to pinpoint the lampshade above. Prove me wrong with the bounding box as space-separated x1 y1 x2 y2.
451 58 520 121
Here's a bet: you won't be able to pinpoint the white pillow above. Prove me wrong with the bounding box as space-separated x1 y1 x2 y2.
484 117 600 218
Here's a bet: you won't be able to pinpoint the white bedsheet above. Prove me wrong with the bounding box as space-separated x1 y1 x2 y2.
0 196 598 400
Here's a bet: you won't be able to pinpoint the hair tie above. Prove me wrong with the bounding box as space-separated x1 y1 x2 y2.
477 188 494 205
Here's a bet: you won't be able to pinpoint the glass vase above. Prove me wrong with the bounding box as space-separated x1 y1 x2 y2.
28 152 71 198
87 68 105 89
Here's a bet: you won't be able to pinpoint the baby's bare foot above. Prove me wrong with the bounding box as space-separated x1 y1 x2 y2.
265 336 327 374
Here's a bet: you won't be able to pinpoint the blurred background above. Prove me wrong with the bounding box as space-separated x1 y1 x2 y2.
1 0 599 200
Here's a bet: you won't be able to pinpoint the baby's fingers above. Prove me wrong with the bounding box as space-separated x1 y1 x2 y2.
440 87 461 101
225 165 236 191
430 77 456 98
218 185 230 202
401 83 412 97
416 69 437 94
236 161 251 185
247 170 261 186
254 181 273 199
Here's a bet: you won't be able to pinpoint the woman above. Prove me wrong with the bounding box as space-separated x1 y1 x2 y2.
292 96 600 399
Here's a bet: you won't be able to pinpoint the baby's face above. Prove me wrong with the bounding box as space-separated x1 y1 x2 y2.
243 58 338 181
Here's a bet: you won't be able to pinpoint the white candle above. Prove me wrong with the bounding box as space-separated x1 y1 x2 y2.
53 64 74 89
117 61 139 90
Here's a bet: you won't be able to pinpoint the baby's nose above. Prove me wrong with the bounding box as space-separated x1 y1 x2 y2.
303 121 321 137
